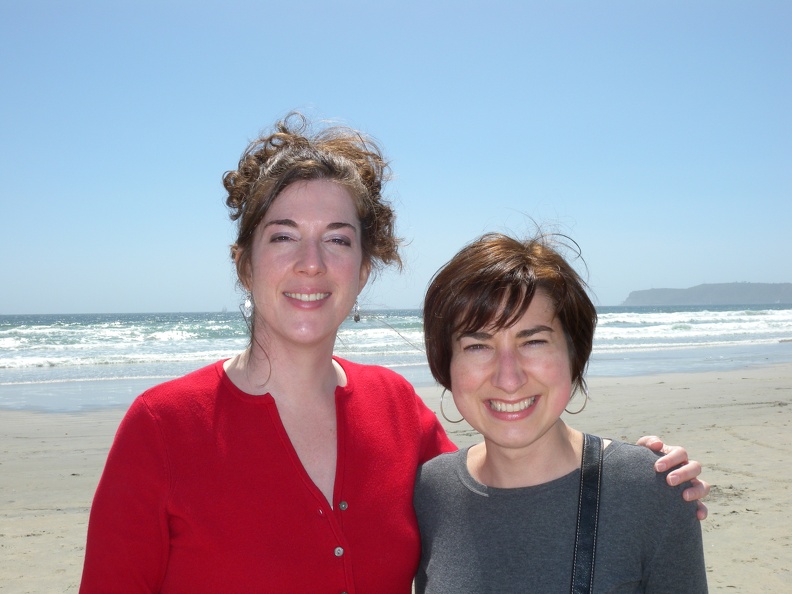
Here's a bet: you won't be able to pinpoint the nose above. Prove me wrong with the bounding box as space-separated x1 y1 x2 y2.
491 349 527 394
296 239 326 275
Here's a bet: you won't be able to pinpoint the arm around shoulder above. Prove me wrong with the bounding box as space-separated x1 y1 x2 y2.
643 468 708 592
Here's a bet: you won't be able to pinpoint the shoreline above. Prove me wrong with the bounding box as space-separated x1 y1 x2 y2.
1 363 790 591
4 339 791 413
0 339 792 413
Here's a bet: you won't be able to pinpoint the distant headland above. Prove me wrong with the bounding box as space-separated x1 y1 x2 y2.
622 282 792 306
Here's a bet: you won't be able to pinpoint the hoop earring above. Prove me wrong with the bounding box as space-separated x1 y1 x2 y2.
440 389 464 424
353 300 361 323
565 379 589 415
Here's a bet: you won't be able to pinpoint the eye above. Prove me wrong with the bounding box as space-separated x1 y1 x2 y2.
269 233 294 243
327 235 352 247
519 337 550 350
463 343 489 352
458 338 493 356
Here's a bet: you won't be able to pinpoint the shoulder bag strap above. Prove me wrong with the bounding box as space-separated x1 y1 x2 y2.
570 433 603 594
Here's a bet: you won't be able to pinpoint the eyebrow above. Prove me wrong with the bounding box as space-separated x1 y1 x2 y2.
263 219 358 233
458 326 554 341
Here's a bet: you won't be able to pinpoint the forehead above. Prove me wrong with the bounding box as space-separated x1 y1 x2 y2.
265 179 358 222
456 288 558 334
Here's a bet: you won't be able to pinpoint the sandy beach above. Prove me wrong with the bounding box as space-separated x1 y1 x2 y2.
1 364 790 592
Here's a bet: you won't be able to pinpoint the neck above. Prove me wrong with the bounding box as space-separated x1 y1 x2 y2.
226 337 342 402
469 421 583 489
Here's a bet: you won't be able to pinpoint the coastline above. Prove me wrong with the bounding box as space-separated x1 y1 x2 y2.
1 363 790 592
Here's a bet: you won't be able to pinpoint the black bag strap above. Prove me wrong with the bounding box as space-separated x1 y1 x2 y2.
570 433 603 594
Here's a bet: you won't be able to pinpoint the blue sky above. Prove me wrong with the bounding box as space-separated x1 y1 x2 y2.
1 0 789 314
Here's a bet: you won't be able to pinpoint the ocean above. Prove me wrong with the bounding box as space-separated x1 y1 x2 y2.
2 305 791 412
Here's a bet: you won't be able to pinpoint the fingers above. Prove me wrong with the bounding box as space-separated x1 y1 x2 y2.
666 459 702 486
688 480 712 521
681 477 710 500
639 438 710 521
695 501 709 521
636 435 663 451
654 445 690 473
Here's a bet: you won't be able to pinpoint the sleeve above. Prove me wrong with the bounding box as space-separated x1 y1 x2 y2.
79 397 171 593
643 475 709 592
414 391 458 464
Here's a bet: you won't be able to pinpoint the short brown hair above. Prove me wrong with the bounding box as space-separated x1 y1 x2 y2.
423 233 597 395
224 112 402 288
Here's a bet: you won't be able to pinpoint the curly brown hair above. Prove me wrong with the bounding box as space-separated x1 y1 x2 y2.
224 112 402 288
423 233 597 398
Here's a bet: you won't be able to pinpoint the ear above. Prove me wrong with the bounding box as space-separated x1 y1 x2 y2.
233 246 252 291
358 260 371 294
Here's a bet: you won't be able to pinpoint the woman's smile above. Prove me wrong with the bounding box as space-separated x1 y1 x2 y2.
487 395 537 414
284 291 332 302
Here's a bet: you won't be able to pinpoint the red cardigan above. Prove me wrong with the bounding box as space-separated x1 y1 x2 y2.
80 358 455 593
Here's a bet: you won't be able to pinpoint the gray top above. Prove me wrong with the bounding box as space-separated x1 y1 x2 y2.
414 439 707 593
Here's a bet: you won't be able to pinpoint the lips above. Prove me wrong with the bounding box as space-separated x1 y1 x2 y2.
284 292 331 302
488 396 537 413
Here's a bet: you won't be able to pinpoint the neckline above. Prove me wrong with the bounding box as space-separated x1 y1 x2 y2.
454 440 620 496
215 357 355 403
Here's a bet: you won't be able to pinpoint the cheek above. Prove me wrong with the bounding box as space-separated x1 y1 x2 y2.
449 360 485 401
546 359 574 399
450 383 476 416
334 252 364 281
532 344 573 378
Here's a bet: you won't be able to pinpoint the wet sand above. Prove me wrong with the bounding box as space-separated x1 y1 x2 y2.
1 364 790 592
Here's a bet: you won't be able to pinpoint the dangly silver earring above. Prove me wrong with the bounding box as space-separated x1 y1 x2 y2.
240 294 253 320
565 378 589 415
440 389 464 424
353 300 361 323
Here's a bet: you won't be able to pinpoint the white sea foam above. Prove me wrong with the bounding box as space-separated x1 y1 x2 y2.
1 307 791 410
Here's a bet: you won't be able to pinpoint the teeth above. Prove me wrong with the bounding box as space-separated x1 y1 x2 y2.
285 292 330 302
489 396 536 413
